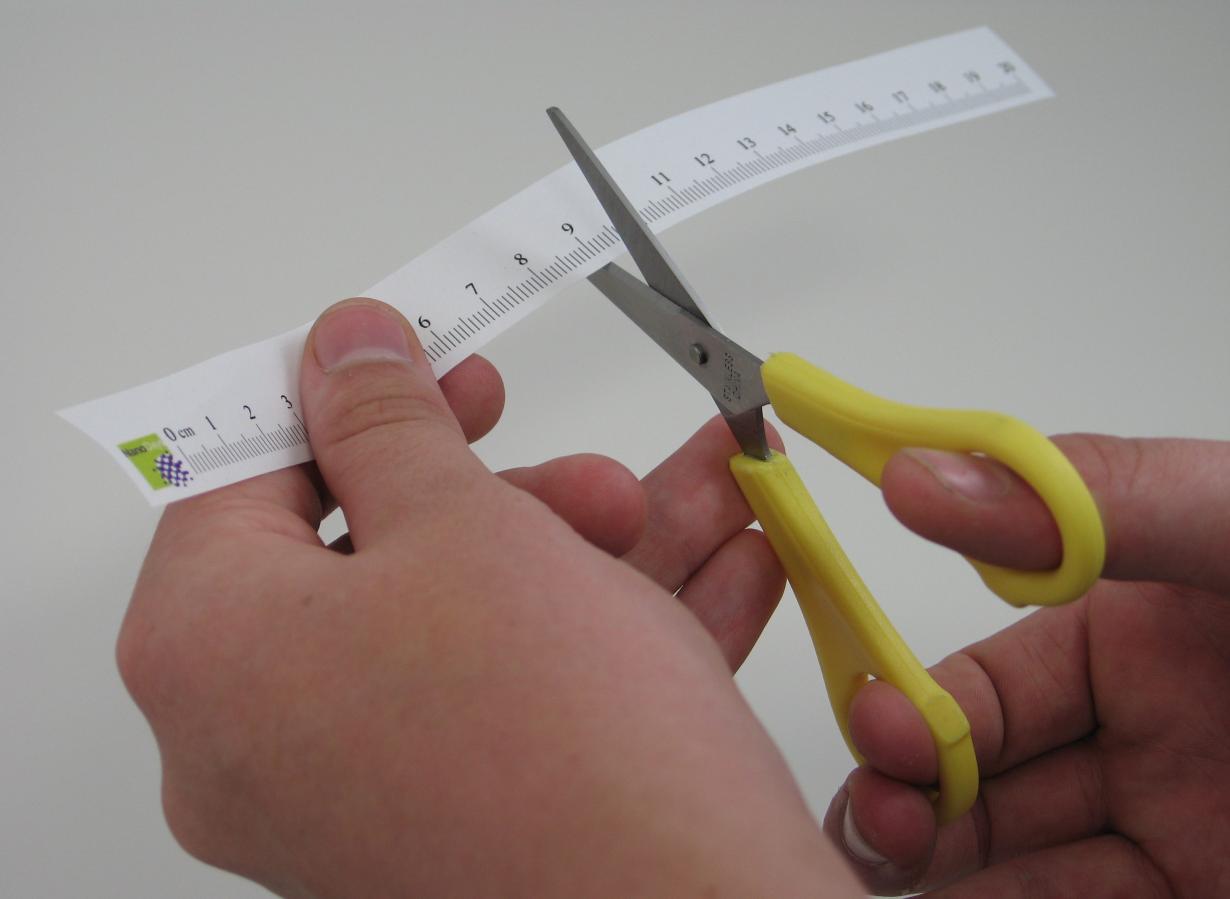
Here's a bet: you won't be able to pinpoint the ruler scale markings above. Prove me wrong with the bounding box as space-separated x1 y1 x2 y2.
59 28 1054 504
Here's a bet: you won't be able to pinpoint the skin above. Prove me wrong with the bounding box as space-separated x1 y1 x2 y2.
119 297 1228 897
118 298 863 898
825 437 1230 897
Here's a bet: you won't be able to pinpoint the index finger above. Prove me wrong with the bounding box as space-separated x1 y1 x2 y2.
847 598 1094 786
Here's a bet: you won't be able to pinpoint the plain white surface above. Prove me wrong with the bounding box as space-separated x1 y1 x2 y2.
3 3 1227 896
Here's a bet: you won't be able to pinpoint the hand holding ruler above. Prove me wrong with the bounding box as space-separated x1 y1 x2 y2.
59 27 1053 504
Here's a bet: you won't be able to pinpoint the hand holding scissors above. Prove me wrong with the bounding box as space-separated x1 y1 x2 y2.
549 107 1105 823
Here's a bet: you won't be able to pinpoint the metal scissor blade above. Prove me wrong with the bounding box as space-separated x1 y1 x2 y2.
547 107 711 325
589 263 772 458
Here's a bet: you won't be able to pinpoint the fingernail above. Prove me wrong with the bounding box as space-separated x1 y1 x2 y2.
842 801 888 866
906 448 1011 502
312 301 414 372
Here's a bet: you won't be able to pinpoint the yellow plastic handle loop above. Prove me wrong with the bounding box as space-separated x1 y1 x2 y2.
761 353 1106 608
731 451 977 824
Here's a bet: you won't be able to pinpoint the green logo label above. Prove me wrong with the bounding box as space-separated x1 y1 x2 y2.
117 434 193 490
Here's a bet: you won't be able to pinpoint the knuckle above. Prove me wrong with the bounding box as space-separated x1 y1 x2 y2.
310 367 461 456
161 778 220 865
161 776 250 875
1054 432 1146 499
115 606 169 714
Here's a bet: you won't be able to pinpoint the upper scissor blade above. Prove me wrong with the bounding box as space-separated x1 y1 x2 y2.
548 107 711 325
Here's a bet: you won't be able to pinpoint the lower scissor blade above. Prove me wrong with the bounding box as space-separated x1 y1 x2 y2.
588 262 772 460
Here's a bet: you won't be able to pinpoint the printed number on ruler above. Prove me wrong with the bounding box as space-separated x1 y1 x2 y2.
60 27 1052 505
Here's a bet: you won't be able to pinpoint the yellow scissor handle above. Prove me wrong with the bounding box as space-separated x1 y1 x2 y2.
760 353 1105 608
731 451 977 823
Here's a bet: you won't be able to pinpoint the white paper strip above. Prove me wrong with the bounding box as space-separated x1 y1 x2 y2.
59 26 1052 504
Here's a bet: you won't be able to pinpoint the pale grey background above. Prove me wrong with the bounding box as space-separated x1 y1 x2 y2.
3 2 1227 896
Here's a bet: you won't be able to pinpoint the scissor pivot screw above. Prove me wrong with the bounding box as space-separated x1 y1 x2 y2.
689 343 709 366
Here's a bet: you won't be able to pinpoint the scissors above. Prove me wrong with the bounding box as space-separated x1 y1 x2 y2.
547 107 1105 823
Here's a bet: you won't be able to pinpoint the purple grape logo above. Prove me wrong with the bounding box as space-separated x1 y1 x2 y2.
118 435 193 490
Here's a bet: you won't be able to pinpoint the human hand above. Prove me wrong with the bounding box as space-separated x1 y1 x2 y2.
824 435 1230 897
118 299 859 898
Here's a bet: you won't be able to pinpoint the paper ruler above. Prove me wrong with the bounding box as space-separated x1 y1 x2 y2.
59 26 1052 505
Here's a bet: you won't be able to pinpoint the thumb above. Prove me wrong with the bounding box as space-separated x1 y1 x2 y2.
883 434 1230 595
300 298 485 549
